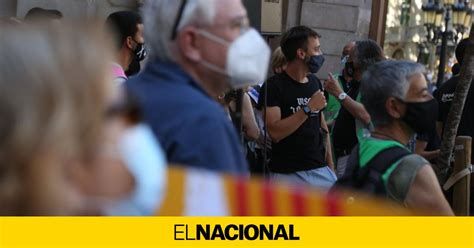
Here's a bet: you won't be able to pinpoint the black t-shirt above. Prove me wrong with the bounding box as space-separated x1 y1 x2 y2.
332 80 361 154
259 72 326 173
417 131 441 152
416 130 441 164
436 75 474 160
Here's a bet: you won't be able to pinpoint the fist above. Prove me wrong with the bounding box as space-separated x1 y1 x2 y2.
308 90 326 112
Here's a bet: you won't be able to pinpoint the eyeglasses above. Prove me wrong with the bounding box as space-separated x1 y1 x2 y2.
171 0 188 40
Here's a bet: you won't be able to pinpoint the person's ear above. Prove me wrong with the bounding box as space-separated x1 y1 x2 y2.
296 48 306 60
177 26 201 62
125 36 135 50
386 97 405 119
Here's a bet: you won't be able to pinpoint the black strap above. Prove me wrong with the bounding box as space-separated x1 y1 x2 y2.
356 146 410 195
171 0 188 40
332 145 410 196
340 145 360 181
331 145 360 190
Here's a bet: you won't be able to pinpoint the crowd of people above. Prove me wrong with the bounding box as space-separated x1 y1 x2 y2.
0 0 472 216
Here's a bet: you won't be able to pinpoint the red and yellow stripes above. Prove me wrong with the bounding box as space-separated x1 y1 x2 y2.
157 168 411 216
157 168 186 216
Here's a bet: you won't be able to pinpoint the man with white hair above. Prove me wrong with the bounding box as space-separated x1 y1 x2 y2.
126 0 270 174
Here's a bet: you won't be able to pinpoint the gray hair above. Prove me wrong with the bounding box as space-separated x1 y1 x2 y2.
361 60 425 127
142 0 217 62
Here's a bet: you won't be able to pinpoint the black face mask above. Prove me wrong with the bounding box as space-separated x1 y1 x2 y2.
399 98 438 135
133 40 147 62
126 40 147 77
307 55 325 73
345 61 355 78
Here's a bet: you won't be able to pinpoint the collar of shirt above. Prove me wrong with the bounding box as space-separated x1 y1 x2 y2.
112 62 127 79
144 59 211 99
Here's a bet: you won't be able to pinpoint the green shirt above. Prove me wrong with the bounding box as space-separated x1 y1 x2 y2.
323 74 347 125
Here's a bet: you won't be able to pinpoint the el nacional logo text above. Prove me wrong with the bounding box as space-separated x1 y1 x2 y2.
174 224 300 241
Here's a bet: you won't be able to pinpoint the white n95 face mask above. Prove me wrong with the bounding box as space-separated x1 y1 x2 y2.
198 28 271 89
104 123 167 216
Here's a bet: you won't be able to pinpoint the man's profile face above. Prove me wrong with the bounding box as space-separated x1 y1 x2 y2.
405 72 431 103
305 37 321 57
386 72 432 123
133 23 145 45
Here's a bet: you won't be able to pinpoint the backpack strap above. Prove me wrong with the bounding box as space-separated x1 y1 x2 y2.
355 146 410 195
341 145 360 179
331 145 360 191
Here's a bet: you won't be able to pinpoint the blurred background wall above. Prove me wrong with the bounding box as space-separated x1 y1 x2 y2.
0 0 387 79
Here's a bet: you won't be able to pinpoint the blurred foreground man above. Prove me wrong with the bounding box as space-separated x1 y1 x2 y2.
335 61 453 215
127 0 270 174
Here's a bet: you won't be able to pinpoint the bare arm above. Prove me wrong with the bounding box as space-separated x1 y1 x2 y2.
325 73 371 125
321 114 334 170
340 96 371 125
415 140 440 161
241 93 259 140
404 165 454 215
265 106 309 143
265 90 327 143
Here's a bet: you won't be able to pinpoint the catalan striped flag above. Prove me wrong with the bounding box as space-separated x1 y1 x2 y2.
157 167 411 216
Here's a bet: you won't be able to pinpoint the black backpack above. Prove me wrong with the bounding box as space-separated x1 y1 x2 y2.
332 145 411 196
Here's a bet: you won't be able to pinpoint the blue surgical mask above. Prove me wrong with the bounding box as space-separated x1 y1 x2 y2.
104 124 167 216
340 55 349 67
307 55 325 73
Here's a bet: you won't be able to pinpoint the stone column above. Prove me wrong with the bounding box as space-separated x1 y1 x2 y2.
0 0 17 17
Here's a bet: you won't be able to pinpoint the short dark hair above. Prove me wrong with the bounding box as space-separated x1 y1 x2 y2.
25 7 63 21
455 38 469 65
280 26 321 62
106 11 143 50
353 39 385 72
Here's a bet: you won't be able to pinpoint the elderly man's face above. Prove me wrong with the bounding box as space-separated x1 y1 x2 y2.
386 72 432 122
197 0 249 87
405 72 431 103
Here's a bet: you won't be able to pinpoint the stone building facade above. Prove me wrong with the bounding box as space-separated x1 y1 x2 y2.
0 0 378 79
284 0 374 78
0 0 139 20
384 0 429 63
